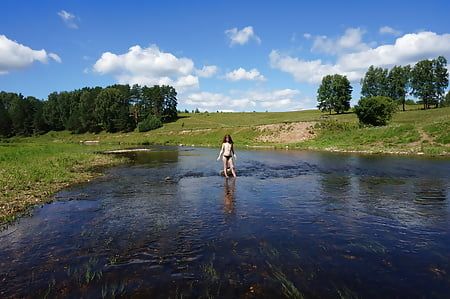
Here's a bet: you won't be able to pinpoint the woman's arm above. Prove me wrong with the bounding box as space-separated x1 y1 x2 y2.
231 144 236 159
217 143 224 160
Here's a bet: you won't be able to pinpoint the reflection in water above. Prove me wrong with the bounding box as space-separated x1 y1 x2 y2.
1 148 450 298
223 178 236 215
320 173 352 200
414 179 447 202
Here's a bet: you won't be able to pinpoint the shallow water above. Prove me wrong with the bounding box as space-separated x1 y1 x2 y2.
1 147 450 298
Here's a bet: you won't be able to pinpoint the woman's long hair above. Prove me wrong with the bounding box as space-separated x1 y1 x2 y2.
222 134 233 144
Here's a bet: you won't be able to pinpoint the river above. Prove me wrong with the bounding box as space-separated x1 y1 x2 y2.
1 147 449 298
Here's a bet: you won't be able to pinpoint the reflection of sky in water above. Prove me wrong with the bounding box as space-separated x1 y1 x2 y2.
1 147 450 298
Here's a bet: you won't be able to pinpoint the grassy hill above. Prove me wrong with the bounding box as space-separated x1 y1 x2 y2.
22 104 448 154
1 105 449 225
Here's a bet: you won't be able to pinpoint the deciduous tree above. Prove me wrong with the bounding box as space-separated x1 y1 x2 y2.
317 74 352 114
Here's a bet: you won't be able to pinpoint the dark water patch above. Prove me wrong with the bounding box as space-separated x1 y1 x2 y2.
1 147 450 298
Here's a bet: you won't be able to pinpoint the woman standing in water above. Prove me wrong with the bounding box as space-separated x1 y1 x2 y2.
217 134 237 177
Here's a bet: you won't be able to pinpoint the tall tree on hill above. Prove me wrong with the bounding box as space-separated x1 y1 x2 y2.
411 57 448 109
432 56 449 108
8 93 28 135
161 85 178 122
361 66 389 98
317 74 352 114
130 84 143 124
317 75 333 114
95 87 134 132
30 98 48 134
79 87 102 133
43 92 64 131
387 65 411 111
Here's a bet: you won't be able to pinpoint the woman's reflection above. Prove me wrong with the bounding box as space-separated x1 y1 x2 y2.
223 178 236 215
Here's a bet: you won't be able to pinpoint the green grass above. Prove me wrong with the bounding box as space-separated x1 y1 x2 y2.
0 141 126 225
1 104 449 225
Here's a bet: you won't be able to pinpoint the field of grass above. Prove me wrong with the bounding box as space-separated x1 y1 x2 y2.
1 105 449 225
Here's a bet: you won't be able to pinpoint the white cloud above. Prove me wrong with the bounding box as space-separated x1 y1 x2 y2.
57 10 78 29
379 26 401 36
48 53 62 63
0 35 61 74
312 27 369 55
195 65 218 78
269 50 349 84
303 33 312 39
93 44 200 92
225 26 261 46
183 88 309 112
338 31 450 70
225 67 265 81
270 31 450 84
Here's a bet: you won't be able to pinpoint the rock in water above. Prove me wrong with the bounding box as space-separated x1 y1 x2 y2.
220 168 233 176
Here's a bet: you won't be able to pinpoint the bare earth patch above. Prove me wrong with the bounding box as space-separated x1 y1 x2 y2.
256 122 315 143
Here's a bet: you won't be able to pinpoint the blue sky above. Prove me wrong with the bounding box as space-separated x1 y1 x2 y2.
1 0 449 111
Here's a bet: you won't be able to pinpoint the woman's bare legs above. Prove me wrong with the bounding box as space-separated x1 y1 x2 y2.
222 157 229 177
228 159 237 177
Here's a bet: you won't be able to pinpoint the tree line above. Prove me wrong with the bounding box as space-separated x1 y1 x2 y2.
317 56 449 116
0 84 178 137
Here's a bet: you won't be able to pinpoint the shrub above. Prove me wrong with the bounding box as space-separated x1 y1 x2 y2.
354 96 397 126
138 115 162 132
315 118 357 132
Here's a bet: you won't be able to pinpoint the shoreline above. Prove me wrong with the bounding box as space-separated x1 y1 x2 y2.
101 142 450 157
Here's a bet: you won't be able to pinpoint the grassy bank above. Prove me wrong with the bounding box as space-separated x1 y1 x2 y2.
0 142 126 225
1 105 449 225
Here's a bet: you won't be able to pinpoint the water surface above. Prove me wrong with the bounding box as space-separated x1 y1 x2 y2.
1 147 450 298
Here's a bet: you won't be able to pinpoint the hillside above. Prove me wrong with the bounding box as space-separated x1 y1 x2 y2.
30 105 450 155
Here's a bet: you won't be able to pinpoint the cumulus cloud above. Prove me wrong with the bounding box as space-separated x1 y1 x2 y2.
57 10 78 29
183 88 308 112
312 27 369 55
270 31 450 84
195 65 218 78
225 67 265 81
93 44 200 91
379 26 401 36
0 35 61 74
225 26 261 46
269 50 348 83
